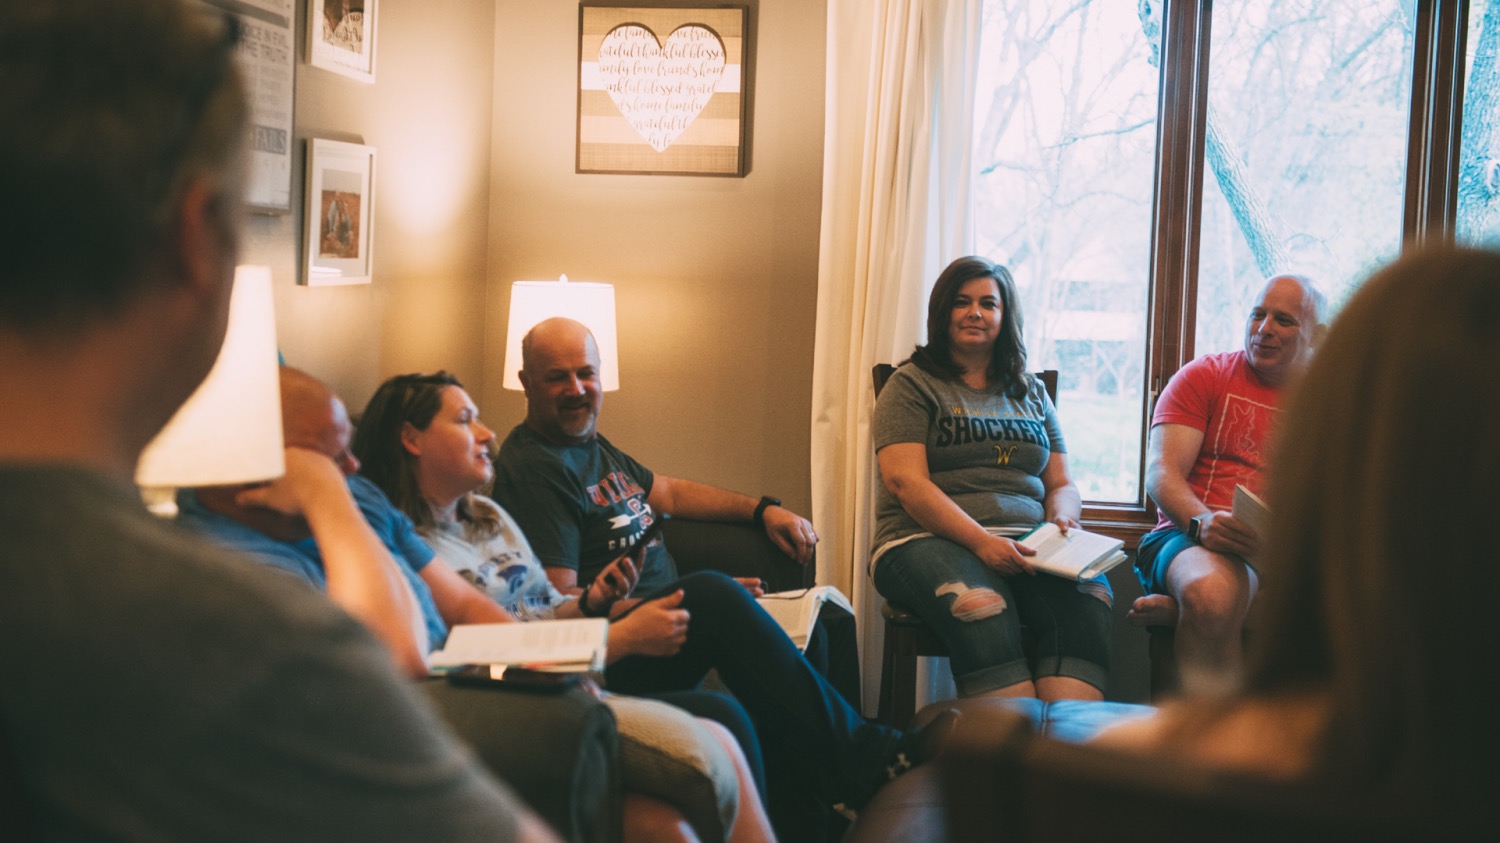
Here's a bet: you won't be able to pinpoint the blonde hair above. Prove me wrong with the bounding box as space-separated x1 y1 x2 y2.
1245 244 1500 810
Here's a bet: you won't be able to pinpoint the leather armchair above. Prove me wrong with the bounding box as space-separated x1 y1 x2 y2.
662 518 813 591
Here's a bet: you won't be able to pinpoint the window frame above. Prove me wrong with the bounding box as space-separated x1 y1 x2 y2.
1080 0 1469 544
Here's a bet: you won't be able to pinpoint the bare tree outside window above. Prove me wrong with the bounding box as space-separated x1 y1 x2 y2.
974 0 1157 503
1195 0 1413 355
973 0 1451 506
1460 0 1500 242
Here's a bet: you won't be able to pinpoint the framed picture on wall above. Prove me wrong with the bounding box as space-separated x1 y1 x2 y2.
307 0 378 83
200 0 295 212
303 139 376 286
577 4 751 176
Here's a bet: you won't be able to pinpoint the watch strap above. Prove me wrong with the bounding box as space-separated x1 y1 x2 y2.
753 495 781 527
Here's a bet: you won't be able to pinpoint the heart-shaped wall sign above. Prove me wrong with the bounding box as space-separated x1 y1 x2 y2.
596 23 726 152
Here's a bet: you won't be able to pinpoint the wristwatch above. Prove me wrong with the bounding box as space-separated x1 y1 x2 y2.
753 495 781 527
1187 513 1209 543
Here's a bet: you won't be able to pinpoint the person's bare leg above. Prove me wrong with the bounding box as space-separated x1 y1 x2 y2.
699 720 776 843
1035 676 1103 702
621 794 700 843
1163 547 1258 692
1127 594 1179 627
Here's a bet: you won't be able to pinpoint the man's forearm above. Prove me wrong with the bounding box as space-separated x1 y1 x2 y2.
1146 468 1211 531
648 475 756 521
303 493 430 676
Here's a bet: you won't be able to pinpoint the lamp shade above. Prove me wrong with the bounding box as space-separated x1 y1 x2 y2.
502 276 619 391
135 265 285 488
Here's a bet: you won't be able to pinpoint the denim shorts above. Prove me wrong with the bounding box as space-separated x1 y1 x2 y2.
1133 527 1197 596
872 536 1113 695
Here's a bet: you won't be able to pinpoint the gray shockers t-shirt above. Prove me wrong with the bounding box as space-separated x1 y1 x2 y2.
871 362 1065 552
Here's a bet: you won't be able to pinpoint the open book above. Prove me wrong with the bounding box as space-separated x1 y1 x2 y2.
1016 523 1129 581
428 618 609 673
757 585 854 652
1233 483 1269 537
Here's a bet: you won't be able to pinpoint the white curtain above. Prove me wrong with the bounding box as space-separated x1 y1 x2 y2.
812 0 981 715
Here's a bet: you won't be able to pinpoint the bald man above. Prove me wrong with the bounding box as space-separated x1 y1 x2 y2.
182 368 512 678
1130 274 1326 690
495 317 819 598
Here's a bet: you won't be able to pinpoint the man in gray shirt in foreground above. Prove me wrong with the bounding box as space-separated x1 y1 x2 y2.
0 2 551 839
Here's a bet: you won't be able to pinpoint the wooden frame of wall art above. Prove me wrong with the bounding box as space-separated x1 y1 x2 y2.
577 3 751 176
302 139 376 286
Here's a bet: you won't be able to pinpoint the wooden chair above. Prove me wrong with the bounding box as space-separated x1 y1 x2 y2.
871 363 1059 728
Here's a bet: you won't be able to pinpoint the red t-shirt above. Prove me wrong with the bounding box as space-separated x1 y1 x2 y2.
1151 351 1283 531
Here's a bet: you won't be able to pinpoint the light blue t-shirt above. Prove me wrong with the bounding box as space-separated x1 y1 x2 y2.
176 475 449 648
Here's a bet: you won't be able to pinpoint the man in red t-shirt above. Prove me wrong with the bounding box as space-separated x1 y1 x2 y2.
1130 275 1325 689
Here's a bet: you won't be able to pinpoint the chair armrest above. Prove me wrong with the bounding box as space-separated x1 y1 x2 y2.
421 680 621 843
662 518 813 592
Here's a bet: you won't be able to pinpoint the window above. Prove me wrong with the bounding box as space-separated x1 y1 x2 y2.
1460 0 1500 242
974 0 1482 538
973 0 1157 504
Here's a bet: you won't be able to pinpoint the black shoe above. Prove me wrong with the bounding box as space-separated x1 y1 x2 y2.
841 708 962 810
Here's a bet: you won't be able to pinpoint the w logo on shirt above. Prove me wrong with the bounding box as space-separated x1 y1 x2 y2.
993 444 1019 466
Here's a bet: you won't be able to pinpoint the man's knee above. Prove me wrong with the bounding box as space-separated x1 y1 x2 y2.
1174 568 1250 633
676 569 740 598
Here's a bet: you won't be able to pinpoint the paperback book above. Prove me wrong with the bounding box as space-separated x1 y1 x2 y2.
429 617 609 673
757 585 854 652
1015 522 1128 581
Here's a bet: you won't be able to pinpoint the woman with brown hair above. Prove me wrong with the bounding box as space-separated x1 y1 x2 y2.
353 372 956 839
871 256 1111 703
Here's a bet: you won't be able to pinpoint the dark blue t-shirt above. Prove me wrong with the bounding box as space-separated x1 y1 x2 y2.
492 424 677 595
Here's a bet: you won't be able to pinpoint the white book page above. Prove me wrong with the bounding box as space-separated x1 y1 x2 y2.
1017 523 1125 580
757 586 852 651
430 618 608 670
1233 484 1270 538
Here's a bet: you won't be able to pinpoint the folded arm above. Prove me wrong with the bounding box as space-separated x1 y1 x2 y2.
236 448 429 677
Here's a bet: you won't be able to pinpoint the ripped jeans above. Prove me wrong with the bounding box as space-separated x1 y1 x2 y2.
873 536 1113 695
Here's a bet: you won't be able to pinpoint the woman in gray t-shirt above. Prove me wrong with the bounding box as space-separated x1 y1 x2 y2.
872 256 1112 700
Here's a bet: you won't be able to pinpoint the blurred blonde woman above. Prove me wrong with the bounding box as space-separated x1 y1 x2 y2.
1098 244 1499 829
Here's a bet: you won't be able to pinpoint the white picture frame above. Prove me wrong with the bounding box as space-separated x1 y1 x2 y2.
307 0 377 83
201 0 295 212
303 139 376 286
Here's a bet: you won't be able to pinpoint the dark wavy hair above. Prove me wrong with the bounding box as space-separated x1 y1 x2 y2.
351 371 496 535
908 256 1029 398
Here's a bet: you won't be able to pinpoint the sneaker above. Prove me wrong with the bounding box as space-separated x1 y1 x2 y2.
841 708 961 809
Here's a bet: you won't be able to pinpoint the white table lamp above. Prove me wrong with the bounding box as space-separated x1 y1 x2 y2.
502 275 619 391
136 265 285 499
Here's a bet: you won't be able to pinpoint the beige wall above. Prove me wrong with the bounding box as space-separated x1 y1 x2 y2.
240 0 498 412
481 0 827 514
235 0 826 512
